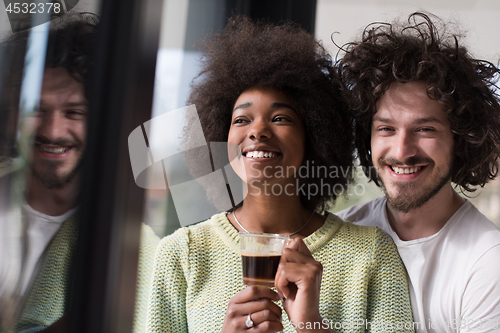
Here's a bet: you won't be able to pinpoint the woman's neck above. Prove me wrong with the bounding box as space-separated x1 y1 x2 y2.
229 189 324 237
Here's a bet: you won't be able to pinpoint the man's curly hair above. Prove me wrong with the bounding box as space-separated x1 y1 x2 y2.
338 12 500 192
44 13 99 98
0 13 98 160
185 16 354 212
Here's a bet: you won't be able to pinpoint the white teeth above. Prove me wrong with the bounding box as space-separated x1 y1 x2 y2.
41 146 70 154
245 150 278 158
392 166 422 175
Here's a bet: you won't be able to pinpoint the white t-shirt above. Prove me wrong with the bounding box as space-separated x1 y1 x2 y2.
336 198 500 333
20 204 77 296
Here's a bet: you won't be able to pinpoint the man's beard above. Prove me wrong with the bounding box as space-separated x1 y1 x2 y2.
31 158 82 189
30 136 83 190
377 156 453 213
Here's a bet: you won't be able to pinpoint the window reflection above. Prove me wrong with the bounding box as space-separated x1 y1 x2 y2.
0 13 98 332
0 0 498 332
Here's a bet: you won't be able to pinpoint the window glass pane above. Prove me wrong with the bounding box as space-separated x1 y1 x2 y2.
0 3 100 331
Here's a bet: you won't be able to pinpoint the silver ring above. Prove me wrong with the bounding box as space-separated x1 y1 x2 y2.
246 313 254 328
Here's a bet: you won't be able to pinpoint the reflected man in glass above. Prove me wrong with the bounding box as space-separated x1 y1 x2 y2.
0 14 97 331
0 13 158 333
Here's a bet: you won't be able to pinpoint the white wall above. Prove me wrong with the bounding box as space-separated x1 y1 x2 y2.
315 0 500 62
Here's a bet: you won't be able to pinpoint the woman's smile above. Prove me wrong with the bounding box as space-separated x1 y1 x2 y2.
228 87 305 184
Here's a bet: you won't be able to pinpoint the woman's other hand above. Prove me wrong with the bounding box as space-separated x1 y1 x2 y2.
221 286 283 332
275 238 332 332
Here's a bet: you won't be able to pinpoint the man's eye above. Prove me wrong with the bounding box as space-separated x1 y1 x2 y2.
67 110 86 119
418 127 434 132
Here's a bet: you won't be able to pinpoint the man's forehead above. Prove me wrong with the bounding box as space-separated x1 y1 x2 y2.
41 67 86 103
373 81 447 123
42 67 82 90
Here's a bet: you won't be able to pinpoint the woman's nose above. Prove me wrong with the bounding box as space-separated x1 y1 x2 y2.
248 120 272 140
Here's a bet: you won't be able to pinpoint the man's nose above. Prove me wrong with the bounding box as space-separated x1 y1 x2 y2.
36 112 66 141
392 131 418 162
248 120 272 140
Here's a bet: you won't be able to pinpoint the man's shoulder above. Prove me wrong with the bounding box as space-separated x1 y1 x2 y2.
0 168 18 193
460 200 500 228
450 200 500 248
334 197 387 228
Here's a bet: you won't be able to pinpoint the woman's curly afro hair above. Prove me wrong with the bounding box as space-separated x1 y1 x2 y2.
185 16 354 212
339 12 500 192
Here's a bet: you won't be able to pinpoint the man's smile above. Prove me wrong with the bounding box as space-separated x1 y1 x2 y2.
36 144 73 155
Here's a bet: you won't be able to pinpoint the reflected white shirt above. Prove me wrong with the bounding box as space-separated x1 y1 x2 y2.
21 203 77 296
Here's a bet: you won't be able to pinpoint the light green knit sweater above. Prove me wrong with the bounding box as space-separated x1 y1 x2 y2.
147 213 414 332
12 222 159 333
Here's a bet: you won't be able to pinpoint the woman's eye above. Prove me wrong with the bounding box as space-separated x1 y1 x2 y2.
273 116 289 122
233 118 247 124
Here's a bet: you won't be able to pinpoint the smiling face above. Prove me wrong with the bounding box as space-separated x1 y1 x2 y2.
30 67 88 190
228 87 305 186
371 81 454 213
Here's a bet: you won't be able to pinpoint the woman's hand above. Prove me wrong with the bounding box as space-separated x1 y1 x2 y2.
275 238 332 333
221 286 283 332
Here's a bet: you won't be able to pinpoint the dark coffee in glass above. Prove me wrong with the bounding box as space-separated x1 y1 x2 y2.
239 232 287 287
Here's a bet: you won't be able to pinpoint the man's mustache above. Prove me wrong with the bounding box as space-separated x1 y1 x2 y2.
378 156 434 167
34 135 83 148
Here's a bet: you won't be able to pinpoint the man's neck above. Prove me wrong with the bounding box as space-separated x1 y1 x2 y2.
26 176 79 216
385 184 465 241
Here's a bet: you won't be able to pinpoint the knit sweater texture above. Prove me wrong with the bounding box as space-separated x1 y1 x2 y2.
147 213 414 332
12 222 159 333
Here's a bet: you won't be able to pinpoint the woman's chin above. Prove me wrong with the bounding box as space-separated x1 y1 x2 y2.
245 177 297 193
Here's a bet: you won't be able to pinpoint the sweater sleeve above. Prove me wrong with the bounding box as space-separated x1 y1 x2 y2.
146 228 190 333
133 224 160 333
366 228 415 333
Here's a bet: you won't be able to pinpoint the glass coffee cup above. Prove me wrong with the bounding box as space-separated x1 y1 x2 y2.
239 232 288 287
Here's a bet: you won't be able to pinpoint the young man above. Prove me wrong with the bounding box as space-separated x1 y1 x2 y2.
337 12 500 333
0 16 97 329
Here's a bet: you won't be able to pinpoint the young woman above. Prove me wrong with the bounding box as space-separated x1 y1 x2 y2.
147 17 414 333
